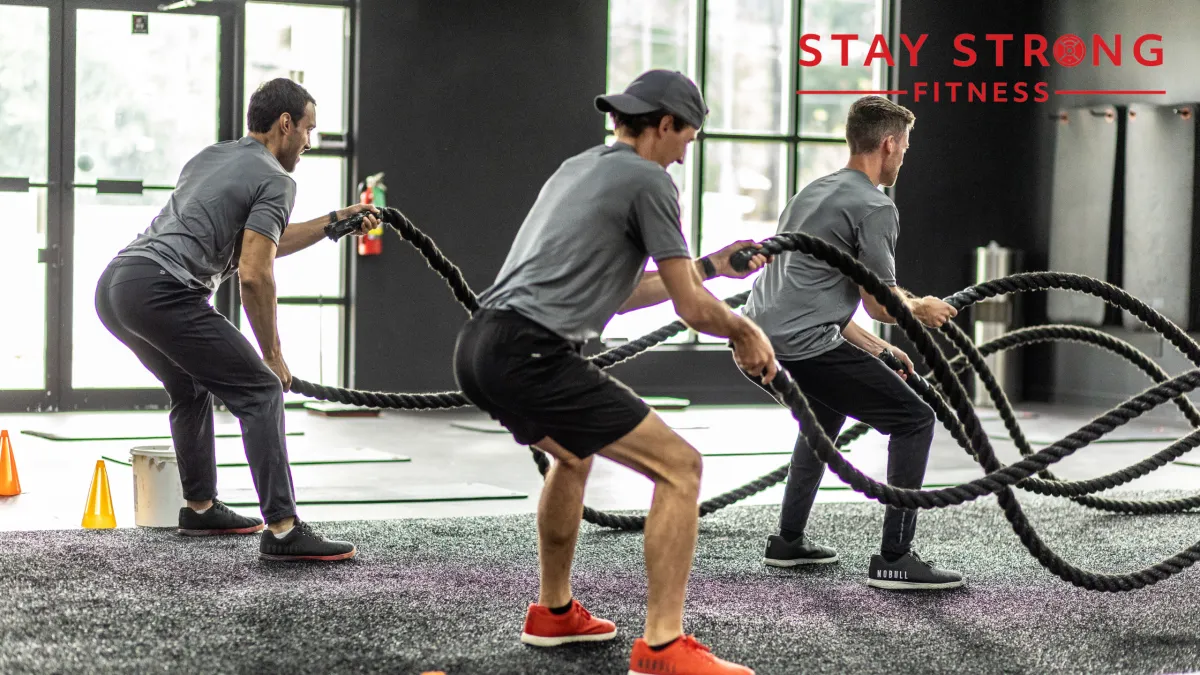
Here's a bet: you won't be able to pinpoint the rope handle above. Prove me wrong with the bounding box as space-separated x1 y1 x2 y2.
730 245 765 273
324 210 372 241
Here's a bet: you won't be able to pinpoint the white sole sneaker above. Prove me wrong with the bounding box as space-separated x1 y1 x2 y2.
867 577 965 590
763 554 839 567
520 630 618 647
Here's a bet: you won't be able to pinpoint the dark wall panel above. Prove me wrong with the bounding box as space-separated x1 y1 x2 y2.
888 0 1045 390
352 1 608 393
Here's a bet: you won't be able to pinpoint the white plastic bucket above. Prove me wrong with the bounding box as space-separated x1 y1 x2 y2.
130 445 186 527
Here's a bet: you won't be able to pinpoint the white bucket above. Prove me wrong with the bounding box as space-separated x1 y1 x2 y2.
130 445 186 528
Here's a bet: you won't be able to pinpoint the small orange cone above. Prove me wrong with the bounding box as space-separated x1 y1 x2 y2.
0 430 20 497
82 460 116 529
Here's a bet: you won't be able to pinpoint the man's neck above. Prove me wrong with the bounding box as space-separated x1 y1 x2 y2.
845 155 883 187
614 136 668 168
248 132 283 164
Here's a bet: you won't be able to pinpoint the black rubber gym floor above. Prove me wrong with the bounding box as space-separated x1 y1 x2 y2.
1 494 1198 674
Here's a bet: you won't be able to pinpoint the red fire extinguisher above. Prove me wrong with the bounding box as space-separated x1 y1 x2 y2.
357 172 386 256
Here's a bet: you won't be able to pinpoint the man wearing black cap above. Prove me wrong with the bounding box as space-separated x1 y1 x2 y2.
454 70 772 675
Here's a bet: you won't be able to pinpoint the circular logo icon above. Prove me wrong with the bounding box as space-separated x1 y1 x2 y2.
1053 35 1087 67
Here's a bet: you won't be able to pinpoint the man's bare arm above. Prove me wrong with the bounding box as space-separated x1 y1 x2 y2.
859 286 957 328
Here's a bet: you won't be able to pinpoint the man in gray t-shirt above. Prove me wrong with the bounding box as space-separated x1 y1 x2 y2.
744 96 966 590
117 135 300 294
743 167 900 360
95 78 378 562
456 70 772 675
478 141 694 343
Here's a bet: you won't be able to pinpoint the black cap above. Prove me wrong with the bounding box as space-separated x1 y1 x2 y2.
595 69 708 130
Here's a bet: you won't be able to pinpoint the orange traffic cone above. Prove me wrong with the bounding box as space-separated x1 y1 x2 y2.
0 429 20 497
82 459 116 529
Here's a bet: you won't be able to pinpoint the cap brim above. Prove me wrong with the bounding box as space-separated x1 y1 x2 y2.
595 93 659 117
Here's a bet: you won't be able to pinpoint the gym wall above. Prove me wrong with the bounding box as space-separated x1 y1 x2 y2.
351 0 1200 412
352 0 608 395
888 0 1046 399
1027 0 1200 410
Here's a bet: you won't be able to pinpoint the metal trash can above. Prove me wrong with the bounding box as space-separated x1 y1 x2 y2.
972 242 1022 407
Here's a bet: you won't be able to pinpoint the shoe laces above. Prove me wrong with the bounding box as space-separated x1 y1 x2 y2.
571 602 592 622
908 549 936 568
292 520 316 537
680 635 713 656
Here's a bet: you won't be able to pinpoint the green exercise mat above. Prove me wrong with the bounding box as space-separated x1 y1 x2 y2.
982 418 1188 445
22 425 304 442
302 401 382 417
972 409 1040 421
218 482 526 506
817 482 955 492
643 396 690 410
449 420 510 434
698 448 792 457
450 419 709 434
102 445 409 468
698 445 855 457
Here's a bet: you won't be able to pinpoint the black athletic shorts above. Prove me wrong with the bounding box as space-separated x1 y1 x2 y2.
453 308 651 459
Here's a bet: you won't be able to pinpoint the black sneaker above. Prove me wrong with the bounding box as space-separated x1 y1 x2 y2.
259 519 357 562
867 550 964 590
177 500 265 536
763 534 839 567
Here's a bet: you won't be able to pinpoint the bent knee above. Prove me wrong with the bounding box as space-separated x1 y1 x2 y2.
657 443 703 494
224 378 284 417
913 399 935 424
897 400 936 435
259 378 285 402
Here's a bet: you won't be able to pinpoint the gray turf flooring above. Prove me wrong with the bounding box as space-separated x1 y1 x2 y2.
2 493 1199 675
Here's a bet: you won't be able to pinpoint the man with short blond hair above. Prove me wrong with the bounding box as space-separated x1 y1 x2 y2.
743 95 965 590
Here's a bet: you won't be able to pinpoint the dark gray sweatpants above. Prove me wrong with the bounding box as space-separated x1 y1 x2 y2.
95 256 297 523
770 342 936 558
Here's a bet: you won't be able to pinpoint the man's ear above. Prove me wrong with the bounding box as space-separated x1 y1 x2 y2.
659 114 675 136
279 112 293 134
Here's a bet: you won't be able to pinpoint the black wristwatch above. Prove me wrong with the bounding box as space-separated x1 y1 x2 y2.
699 256 717 280
329 210 339 224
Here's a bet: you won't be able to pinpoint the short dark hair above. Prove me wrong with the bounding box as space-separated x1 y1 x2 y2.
845 96 915 154
246 78 316 134
611 110 689 137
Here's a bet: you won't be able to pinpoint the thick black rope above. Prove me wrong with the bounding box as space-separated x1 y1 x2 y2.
291 210 1200 590
745 232 1200 591
937 324 1200 513
936 321 1200 512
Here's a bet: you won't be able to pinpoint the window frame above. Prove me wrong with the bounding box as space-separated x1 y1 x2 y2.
602 0 898 348
219 0 357 392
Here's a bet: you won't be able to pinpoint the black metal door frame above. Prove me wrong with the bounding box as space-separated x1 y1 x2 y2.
2 0 357 412
0 0 239 411
0 0 62 411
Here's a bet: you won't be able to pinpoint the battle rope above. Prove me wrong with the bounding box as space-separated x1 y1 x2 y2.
292 207 1200 591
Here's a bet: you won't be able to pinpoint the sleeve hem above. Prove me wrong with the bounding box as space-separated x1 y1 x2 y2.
243 223 282 245
649 250 692 263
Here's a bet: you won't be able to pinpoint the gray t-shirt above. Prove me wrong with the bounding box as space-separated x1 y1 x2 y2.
478 142 692 343
743 168 898 360
117 136 297 293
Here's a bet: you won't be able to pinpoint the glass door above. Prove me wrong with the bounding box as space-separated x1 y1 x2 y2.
59 0 235 409
0 3 55 410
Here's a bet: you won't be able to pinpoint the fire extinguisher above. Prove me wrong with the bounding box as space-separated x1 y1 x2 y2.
357 172 386 256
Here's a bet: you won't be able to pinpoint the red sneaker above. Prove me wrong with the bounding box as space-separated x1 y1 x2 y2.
519 600 617 647
628 635 754 675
